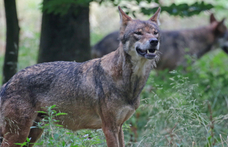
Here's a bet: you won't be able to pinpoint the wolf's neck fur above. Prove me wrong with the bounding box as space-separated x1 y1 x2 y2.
101 45 153 102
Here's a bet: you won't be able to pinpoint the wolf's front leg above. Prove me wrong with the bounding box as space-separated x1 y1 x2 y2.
118 125 125 147
102 123 123 147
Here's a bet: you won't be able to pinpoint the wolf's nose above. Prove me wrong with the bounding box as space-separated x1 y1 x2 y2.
149 38 158 46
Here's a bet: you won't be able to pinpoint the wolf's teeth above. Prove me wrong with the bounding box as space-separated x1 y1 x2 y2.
147 50 149 54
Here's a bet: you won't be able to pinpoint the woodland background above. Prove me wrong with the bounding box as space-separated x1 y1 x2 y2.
0 0 228 146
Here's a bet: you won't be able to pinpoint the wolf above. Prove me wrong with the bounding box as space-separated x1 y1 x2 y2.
0 6 161 147
91 14 228 70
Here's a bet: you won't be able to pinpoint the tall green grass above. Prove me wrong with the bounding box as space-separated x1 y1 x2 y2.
124 50 228 146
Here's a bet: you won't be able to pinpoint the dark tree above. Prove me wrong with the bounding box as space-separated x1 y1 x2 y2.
38 0 90 63
2 0 20 84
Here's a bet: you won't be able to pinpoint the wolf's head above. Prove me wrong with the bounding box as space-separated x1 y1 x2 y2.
118 7 161 62
210 14 228 54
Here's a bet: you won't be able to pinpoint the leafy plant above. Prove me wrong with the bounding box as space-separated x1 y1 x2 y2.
34 105 106 147
14 138 32 147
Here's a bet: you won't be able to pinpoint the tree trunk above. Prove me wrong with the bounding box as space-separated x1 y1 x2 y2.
38 1 91 63
2 0 20 84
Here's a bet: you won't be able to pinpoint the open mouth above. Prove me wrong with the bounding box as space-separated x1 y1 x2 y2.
136 47 157 59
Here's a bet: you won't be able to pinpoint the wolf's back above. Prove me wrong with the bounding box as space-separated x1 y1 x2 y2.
0 61 86 105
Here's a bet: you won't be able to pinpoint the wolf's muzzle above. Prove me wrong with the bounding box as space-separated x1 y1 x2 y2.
150 38 158 47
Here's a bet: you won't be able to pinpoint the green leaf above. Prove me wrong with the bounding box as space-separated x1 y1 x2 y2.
140 1 213 17
50 105 56 109
56 112 68 116
36 111 47 114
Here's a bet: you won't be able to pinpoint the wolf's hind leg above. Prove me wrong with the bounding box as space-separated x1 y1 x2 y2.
1 117 34 147
1 100 37 147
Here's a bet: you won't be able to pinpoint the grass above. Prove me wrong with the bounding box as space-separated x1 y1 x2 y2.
127 50 228 146
34 105 107 147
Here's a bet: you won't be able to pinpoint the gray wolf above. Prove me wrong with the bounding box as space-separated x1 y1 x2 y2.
0 6 161 147
92 14 228 70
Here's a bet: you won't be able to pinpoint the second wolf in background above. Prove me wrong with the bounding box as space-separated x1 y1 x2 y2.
92 14 228 70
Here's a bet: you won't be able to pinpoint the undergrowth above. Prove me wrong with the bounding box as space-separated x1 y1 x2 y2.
125 50 228 146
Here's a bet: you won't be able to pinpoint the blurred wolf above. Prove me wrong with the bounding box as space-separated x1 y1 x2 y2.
92 14 228 70
0 7 161 147
92 31 120 58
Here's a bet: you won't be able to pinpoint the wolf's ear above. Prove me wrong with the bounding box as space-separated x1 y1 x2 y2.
149 7 161 25
216 18 226 30
212 18 226 34
118 6 132 27
210 13 217 23
219 18 226 26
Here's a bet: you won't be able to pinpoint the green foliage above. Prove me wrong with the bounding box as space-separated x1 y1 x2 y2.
41 0 107 15
119 1 214 17
141 1 213 17
41 0 91 15
14 138 32 147
35 105 106 147
124 50 228 146
18 32 39 71
41 0 215 17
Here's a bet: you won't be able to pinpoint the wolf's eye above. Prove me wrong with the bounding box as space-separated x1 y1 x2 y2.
154 31 158 35
134 32 143 35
